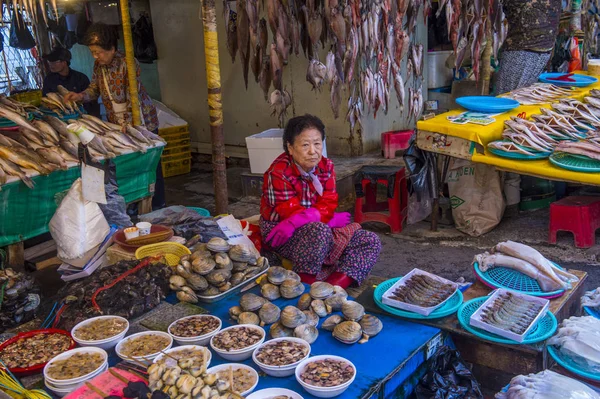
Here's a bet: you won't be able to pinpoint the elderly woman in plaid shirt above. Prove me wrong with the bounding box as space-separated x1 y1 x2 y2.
260 114 381 288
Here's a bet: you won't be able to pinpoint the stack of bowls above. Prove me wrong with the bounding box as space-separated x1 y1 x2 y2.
205 363 259 396
210 325 265 361
43 347 108 397
252 337 311 377
167 315 222 346
295 355 356 398
71 316 129 350
116 331 173 366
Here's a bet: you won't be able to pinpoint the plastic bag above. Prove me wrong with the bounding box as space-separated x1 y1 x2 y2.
415 346 483 399
133 13 158 63
49 179 110 260
98 161 132 228
9 10 35 50
407 191 432 224
403 139 438 201
139 206 226 241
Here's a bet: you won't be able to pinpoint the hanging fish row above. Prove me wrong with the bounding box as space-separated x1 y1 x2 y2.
1 0 59 26
224 0 431 127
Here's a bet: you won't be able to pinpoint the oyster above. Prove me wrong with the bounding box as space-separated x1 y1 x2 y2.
185 274 209 291
267 266 288 285
177 287 198 303
311 299 330 317
294 324 319 344
322 314 343 331
261 283 281 301
342 301 365 322
191 257 216 275
270 322 293 338
230 272 245 286
240 293 266 312
206 269 231 287
259 302 281 325
325 293 347 311
215 253 233 270
333 321 363 344
280 279 305 299
359 315 383 343
229 244 256 263
297 293 312 311
229 306 242 321
303 310 320 327
310 282 334 300
280 306 307 328
207 237 230 252
238 312 260 325
169 275 187 291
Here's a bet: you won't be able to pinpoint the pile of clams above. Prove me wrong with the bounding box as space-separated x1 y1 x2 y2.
171 238 268 303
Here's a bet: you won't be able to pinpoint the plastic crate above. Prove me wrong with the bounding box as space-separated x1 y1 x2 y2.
162 157 191 178
165 137 191 148
161 130 190 143
159 124 189 136
11 90 42 106
162 144 191 157
161 151 191 163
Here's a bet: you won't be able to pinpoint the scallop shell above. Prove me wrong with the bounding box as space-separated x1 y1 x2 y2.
229 306 242 321
206 269 231 287
280 279 306 299
324 293 348 311
230 272 245 286
302 310 320 327
310 282 334 300
267 266 288 285
215 252 233 270
342 301 365 322
200 286 220 296
169 275 187 291
229 244 256 263
311 299 330 317
294 324 319 344
259 302 281 325
280 306 307 329
297 293 312 311
207 237 230 252
333 321 362 344
322 314 343 331
285 270 301 282
261 283 281 301
238 312 260 325
359 314 383 337
240 293 266 312
191 257 216 275
270 322 293 338
185 273 209 291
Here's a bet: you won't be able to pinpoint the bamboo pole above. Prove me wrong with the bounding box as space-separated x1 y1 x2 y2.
119 0 142 126
200 0 228 215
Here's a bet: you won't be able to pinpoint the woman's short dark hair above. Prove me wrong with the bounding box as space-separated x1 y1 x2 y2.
282 114 326 153
84 23 119 51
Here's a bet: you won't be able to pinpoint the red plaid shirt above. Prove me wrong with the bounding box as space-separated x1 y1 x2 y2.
261 152 338 223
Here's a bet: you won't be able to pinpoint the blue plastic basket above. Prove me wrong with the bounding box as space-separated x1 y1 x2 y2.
373 277 463 320
584 306 600 320
473 262 565 298
457 297 557 345
548 345 600 382
187 207 211 217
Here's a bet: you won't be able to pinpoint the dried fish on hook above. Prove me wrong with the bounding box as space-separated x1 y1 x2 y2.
307 58 327 91
269 89 292 127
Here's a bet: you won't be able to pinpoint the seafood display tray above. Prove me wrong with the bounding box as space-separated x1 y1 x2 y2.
549 153 600 173
539 73 598 87
196 266 269 303
548 345 600 382
381 268 459 316
456 96 519 113
469 289 550 343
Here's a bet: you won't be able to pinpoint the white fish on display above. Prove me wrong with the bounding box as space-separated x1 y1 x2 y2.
496 369 600 399
581 287 600 308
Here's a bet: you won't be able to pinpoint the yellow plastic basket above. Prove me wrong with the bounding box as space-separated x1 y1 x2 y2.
135 242 191 266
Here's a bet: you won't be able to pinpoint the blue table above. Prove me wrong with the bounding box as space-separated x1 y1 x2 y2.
166 283 444 399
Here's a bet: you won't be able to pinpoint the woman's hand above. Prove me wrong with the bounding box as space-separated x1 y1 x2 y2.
328 212 351 229
64 92 84 103
266 219 297 247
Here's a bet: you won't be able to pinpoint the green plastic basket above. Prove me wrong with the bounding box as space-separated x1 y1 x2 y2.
550 153 600 173
457 297 557 345
373 277 464 320
187 207 211 217
548 345 600 381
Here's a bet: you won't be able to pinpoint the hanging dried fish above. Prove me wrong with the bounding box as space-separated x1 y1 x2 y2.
270 43 283 91
237 0 251 89
307 58 327 91
259 55 272 101
330 75 342 119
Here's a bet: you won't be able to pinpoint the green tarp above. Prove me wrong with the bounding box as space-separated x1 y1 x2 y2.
0 147 163 247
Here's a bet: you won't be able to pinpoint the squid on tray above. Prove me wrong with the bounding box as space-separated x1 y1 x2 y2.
548 316 600 374
496 369 600 399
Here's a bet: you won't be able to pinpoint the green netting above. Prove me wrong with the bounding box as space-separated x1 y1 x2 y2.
0 146 163 247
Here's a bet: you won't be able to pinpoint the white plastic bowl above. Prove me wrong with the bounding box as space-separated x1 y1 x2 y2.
246 388 304 399
153 345 212 368
167 315 222 346
210 324 265 362
252 337 311 377
44 379 79 398
206 363 259 397
71 315 129 350
116 331 173 366
44 347 108 387
295 355 356 398
44 363 108 395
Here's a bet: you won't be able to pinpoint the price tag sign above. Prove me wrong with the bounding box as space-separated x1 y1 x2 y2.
81 163 107 204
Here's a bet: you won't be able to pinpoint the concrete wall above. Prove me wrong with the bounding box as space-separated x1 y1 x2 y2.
149 0 427 157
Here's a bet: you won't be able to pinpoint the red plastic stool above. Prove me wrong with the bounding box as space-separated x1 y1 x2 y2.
381 130 414 159
354 166 408 233
549 196 600 248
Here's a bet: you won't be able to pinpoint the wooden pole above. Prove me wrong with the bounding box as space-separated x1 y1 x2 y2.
200 0 228 215
480 15 493 94
119 0 142 126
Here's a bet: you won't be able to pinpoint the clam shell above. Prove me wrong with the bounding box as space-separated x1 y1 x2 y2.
169 275 187 290
176 287 198 303
206 269 231 287
191 257 216 275
333 321 362 344
238 311 260 325
215 252 233 270
297 293 312 311
190 249 211 261
185 273 209 291
342 301 365 322
285 270 301 282
261 283 281 301
325 293 347 311
200 286 220 296
360 314 383 337
259 302 281 325
333 285 348 298
294 324 319 344
280 279 306 299
240 293 267 312
322 314 343 331
311 299 330 317
229 306 242 321
218 282 232 292
280 306 307 329
176 265 192 280
244 267 260 279
229 244 256 263
256 256 269 269
230 272 245 286
207 237 230 252
232 262 248 272
310 282 334 300
302 310 320 327
270 322 294 338
267 266 288 285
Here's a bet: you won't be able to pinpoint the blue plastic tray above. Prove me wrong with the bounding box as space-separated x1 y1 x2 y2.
374 277 463 320
456 96 520 113
187 206 211 217
457 297 557 345
584 306 600 319
550 153 600 173
548 345 600 382
539 73 598 87
488 143 550 160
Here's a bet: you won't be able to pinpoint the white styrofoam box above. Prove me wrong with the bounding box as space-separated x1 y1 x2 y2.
245 128 328 175
469 288 549 343
427 50 454 89
153 100 187 129
382 268 459 316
